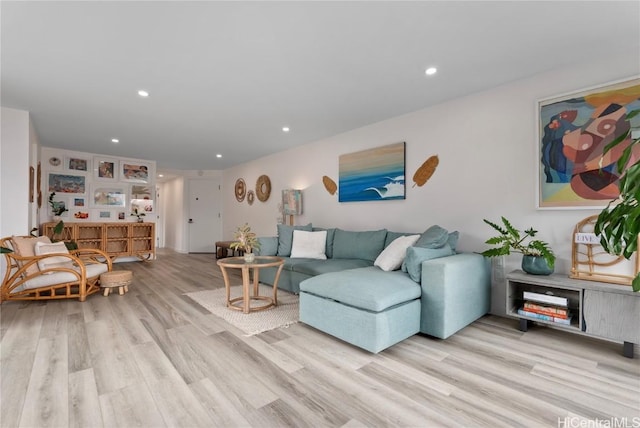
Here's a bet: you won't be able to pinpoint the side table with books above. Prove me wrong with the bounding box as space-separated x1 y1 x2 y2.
506 270 639 358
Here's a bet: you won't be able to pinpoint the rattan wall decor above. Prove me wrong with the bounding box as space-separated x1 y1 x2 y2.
255 175 271 202
570 215 639 286
234 178 246 202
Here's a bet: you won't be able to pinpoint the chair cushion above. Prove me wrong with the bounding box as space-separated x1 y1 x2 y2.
332 229 387 262
11 236 52 276
18 263 109 292
290 230 327 259
35 241 71 271
374 234 420 271
300 266 421 312
277 223 313 256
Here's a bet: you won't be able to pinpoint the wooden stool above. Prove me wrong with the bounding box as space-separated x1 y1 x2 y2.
100 270 132 296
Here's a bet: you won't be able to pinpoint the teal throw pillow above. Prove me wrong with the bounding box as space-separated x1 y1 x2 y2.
403 244 454 282
332 229 387 262
277 223 312 256
414 225 449 249
448 231 459 252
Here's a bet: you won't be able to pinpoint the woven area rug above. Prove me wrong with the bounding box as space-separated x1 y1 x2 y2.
185 284 299 336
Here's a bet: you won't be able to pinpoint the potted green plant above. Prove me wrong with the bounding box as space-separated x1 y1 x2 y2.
48 192 68 219
131 208 146 223
482 217 556 275
594 109 639 291
230 223 261 263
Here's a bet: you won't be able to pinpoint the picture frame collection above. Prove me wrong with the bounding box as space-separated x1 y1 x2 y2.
43 153 154 222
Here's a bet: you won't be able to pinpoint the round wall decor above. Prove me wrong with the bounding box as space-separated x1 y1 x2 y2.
247 190 255 205
255 175 271 202
49 156 61 166
234 178 246 202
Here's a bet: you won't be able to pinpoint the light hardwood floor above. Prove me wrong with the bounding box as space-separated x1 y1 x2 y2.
1 249 639 427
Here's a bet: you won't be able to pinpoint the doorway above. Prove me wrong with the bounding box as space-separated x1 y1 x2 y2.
188 179 221 253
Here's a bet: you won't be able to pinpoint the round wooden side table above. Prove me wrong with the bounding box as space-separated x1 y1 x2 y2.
216 256 284 313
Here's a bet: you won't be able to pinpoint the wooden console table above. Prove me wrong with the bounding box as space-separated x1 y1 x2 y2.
42 222 155 261
507 270 639 358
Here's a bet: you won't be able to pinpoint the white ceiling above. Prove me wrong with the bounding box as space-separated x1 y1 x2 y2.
2 1 639 173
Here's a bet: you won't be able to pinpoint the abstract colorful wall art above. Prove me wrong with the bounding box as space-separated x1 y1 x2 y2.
538 78 640 209
339 142 406 202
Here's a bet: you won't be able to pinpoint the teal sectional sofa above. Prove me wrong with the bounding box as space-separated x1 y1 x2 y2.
256 224 490 353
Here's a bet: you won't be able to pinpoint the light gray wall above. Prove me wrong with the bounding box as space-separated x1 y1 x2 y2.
222 53 639 276
1 107 32 237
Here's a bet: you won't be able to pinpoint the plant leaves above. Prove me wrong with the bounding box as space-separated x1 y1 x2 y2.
412 155 439 187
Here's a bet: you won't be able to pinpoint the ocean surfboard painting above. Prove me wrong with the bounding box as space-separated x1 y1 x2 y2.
339 142 406 202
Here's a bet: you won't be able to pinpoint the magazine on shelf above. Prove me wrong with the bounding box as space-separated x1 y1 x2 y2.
517 308 572 325
522 291 568 307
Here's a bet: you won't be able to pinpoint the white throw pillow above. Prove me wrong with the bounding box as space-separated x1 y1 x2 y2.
290 230 327 259
374 234 420 271
34 241 71 271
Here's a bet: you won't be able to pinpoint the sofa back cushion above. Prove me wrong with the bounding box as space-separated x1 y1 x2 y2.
384 231 418 249
332 228 387 262
312 227 336 258
277 223 312 256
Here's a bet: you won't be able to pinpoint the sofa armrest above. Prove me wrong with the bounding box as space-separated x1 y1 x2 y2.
419 253 490 339
256 236 278 256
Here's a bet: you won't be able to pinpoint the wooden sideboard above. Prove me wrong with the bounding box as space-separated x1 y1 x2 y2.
42 222 155 261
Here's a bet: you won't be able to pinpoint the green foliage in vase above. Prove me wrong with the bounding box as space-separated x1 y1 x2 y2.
594 109 640 291
49 192 68 216
481 217 555 270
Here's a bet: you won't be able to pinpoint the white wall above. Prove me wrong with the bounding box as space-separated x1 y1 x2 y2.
222 53 639 276
1 107 32 237
160 177 187 252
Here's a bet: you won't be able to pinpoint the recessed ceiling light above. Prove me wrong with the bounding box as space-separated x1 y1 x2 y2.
111 138 119 143
282 127 290 132
158 174 164 178
216 154 222 158
425 67 437 76
138 90 149 97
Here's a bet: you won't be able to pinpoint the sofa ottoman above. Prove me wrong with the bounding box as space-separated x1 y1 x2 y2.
299 266 421 353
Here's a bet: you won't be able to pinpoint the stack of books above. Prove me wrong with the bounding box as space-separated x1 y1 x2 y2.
517 291 573 326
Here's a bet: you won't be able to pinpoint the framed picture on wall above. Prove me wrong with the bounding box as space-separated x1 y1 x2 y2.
91 186 126 208
537 77 640 209
130 184 154 214
94 157 119 181
72 210 90 220
121 161 151 183
65 156 90 173
47 173 86 195
72 196 86 208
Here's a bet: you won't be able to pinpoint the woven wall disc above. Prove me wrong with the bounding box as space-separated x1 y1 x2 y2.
247 190 255 205
256 175 271 202
235 178 246 202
